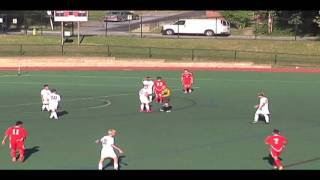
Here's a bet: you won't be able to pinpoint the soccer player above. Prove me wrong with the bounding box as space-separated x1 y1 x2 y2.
2 121 28 162
96 129 124 170
160 87 172 112
139 85 151 112
142 76 154 102
153 76 167 103
265 129 288 170
49 89 61 120
41 84 51 111
181 69 194 93
252 92 270 124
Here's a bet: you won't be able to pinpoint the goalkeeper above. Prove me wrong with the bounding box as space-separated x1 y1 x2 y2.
160 87 172 112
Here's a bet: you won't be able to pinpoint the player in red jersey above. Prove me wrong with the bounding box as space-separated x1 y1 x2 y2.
153 76 167 103
265 129 288 170
181 69 194 93
2 121 28 162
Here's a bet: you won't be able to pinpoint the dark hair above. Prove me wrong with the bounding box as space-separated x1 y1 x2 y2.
156 76 162 80
43 84 48 87
16 121 23 125
273 129 280 134
51 89 56 92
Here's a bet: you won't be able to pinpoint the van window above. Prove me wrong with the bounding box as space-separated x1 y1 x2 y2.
174 20 185 25
221 20 227 26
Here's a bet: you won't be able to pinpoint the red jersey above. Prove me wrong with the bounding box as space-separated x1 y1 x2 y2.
154 79 167 92
265 134 287 152
182 72 193 84
6 126 28 142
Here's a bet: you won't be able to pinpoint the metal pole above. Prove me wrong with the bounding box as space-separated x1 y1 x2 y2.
40 14 43 36
177 17 179 38
24 14 27 35
274 54 277 65
129 20 131 33
149 47 152 58
105 21 108 37
61 21 64 46
140 16 143 38
295 25 297 41
191 49 194 60
78 21 80 46
234 50 237 60
215 17 217 38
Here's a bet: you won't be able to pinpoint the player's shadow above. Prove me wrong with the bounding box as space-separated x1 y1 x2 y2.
262 154 283 167
103 155 128 170
57 110 69 117
23 146 40 162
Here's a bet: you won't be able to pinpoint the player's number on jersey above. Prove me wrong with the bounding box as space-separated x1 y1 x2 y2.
273 138 279 145
156 82 163 87
12 129 19 135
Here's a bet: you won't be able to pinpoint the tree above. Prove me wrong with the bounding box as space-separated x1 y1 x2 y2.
220 11 252 29
288 12 302 40
313 16 320 27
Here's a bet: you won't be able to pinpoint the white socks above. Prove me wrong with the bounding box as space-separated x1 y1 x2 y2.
141 104 150 111
98 163 103 170
264 114 270 123
145 104 150 111
114 163 118 170
254 113 269 123
254 113 259 122
50 111 58 119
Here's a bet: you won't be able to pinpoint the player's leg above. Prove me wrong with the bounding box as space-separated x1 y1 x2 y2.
52 104 59 119
98 157 105 170
42 102 46 111
263 114 270 124
252 110 260 123
271 151 283 170
112 157 119 170
18 143 25 162
10 142 17 162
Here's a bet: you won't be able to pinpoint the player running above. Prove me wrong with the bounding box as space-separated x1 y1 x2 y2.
2 121 28 162
142 76 154 103
265 129 288 170
252 92 270 124
160 87 172 112
153 76 167 103
181 69 194 93
41 84 51 111
96 129 124 170
49 89 61 120
139 85 151 112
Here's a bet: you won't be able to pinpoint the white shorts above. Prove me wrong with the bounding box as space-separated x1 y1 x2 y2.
101 148 117 159
42 100 49 105
255 109 270 115
49 103 58 111
140 96 150 104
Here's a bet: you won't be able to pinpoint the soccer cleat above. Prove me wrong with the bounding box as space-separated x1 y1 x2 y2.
273 166 278 169
147 110 152 113
12 157 17 162
251 121 258 124
139 109 144 112
160 108 164 112
19 158 24 162
278 166 284 170
184 91 188 94
188 89 192 93
166 110 171 112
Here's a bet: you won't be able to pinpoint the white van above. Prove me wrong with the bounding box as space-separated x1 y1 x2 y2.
161 19 230 36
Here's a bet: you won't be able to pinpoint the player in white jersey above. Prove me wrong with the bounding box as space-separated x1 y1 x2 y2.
142 77 154 102
40 84 51 111
96 129 124 170
139 86 151 112
252 92 270 124
48 89 61 120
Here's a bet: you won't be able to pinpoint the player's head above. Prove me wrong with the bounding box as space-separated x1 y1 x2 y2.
273 129 280 135
257 92 265 97
184 69 188 73
108 129 117 136
51 89 57 93
156 76 162 80
16 121 23 126
43 84 49 90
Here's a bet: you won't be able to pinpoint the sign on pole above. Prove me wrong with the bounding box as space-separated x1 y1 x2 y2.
54 11 88 22
127 14 132 21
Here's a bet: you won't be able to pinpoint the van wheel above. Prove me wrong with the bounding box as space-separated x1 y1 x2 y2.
204 30 214 36
165 29 174 35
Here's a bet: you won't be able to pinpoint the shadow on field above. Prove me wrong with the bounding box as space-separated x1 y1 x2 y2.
103 155 128 170
23 146 40 162
262 154 282 167
57 110 69 117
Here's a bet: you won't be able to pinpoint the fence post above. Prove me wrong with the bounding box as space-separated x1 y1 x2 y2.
234 50 237 60
19 44 23 56
40 14 43 36
140 16 143 38
191 49 194 61
149 47 152 58
61 45 64 55
274 54 277 65
107 45 110 56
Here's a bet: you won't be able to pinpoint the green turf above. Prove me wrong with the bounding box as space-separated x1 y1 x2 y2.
0 70 320 169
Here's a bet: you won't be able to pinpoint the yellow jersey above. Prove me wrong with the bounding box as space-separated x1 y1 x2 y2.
162 87 171 97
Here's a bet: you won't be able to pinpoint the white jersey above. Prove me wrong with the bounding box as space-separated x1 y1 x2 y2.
41 89 51 103
139 88 150 104
100 135 115 149
49 93 61 104
257 96 270 114
142 80 154 94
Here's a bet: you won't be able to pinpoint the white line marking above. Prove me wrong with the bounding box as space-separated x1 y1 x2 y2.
87 100 112 109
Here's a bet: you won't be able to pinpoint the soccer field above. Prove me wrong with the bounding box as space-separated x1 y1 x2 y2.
0 70 320 170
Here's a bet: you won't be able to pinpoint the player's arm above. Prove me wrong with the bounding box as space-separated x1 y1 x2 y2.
95 138 102 144
2 134 8 145
259 100 267 110
112 144 124 154
264 136 270 145
191 73 194 84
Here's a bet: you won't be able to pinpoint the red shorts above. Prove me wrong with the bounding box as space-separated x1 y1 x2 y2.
270 149 282 159
10 141 25 150
155 90 163 96
183 83 192 89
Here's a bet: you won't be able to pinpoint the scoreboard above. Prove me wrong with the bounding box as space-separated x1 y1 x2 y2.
54 11 88 22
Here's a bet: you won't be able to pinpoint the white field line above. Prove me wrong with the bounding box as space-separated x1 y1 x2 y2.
87 100 112 109
0 87 200 109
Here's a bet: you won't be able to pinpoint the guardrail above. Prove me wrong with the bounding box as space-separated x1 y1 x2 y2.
0 44 319 66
